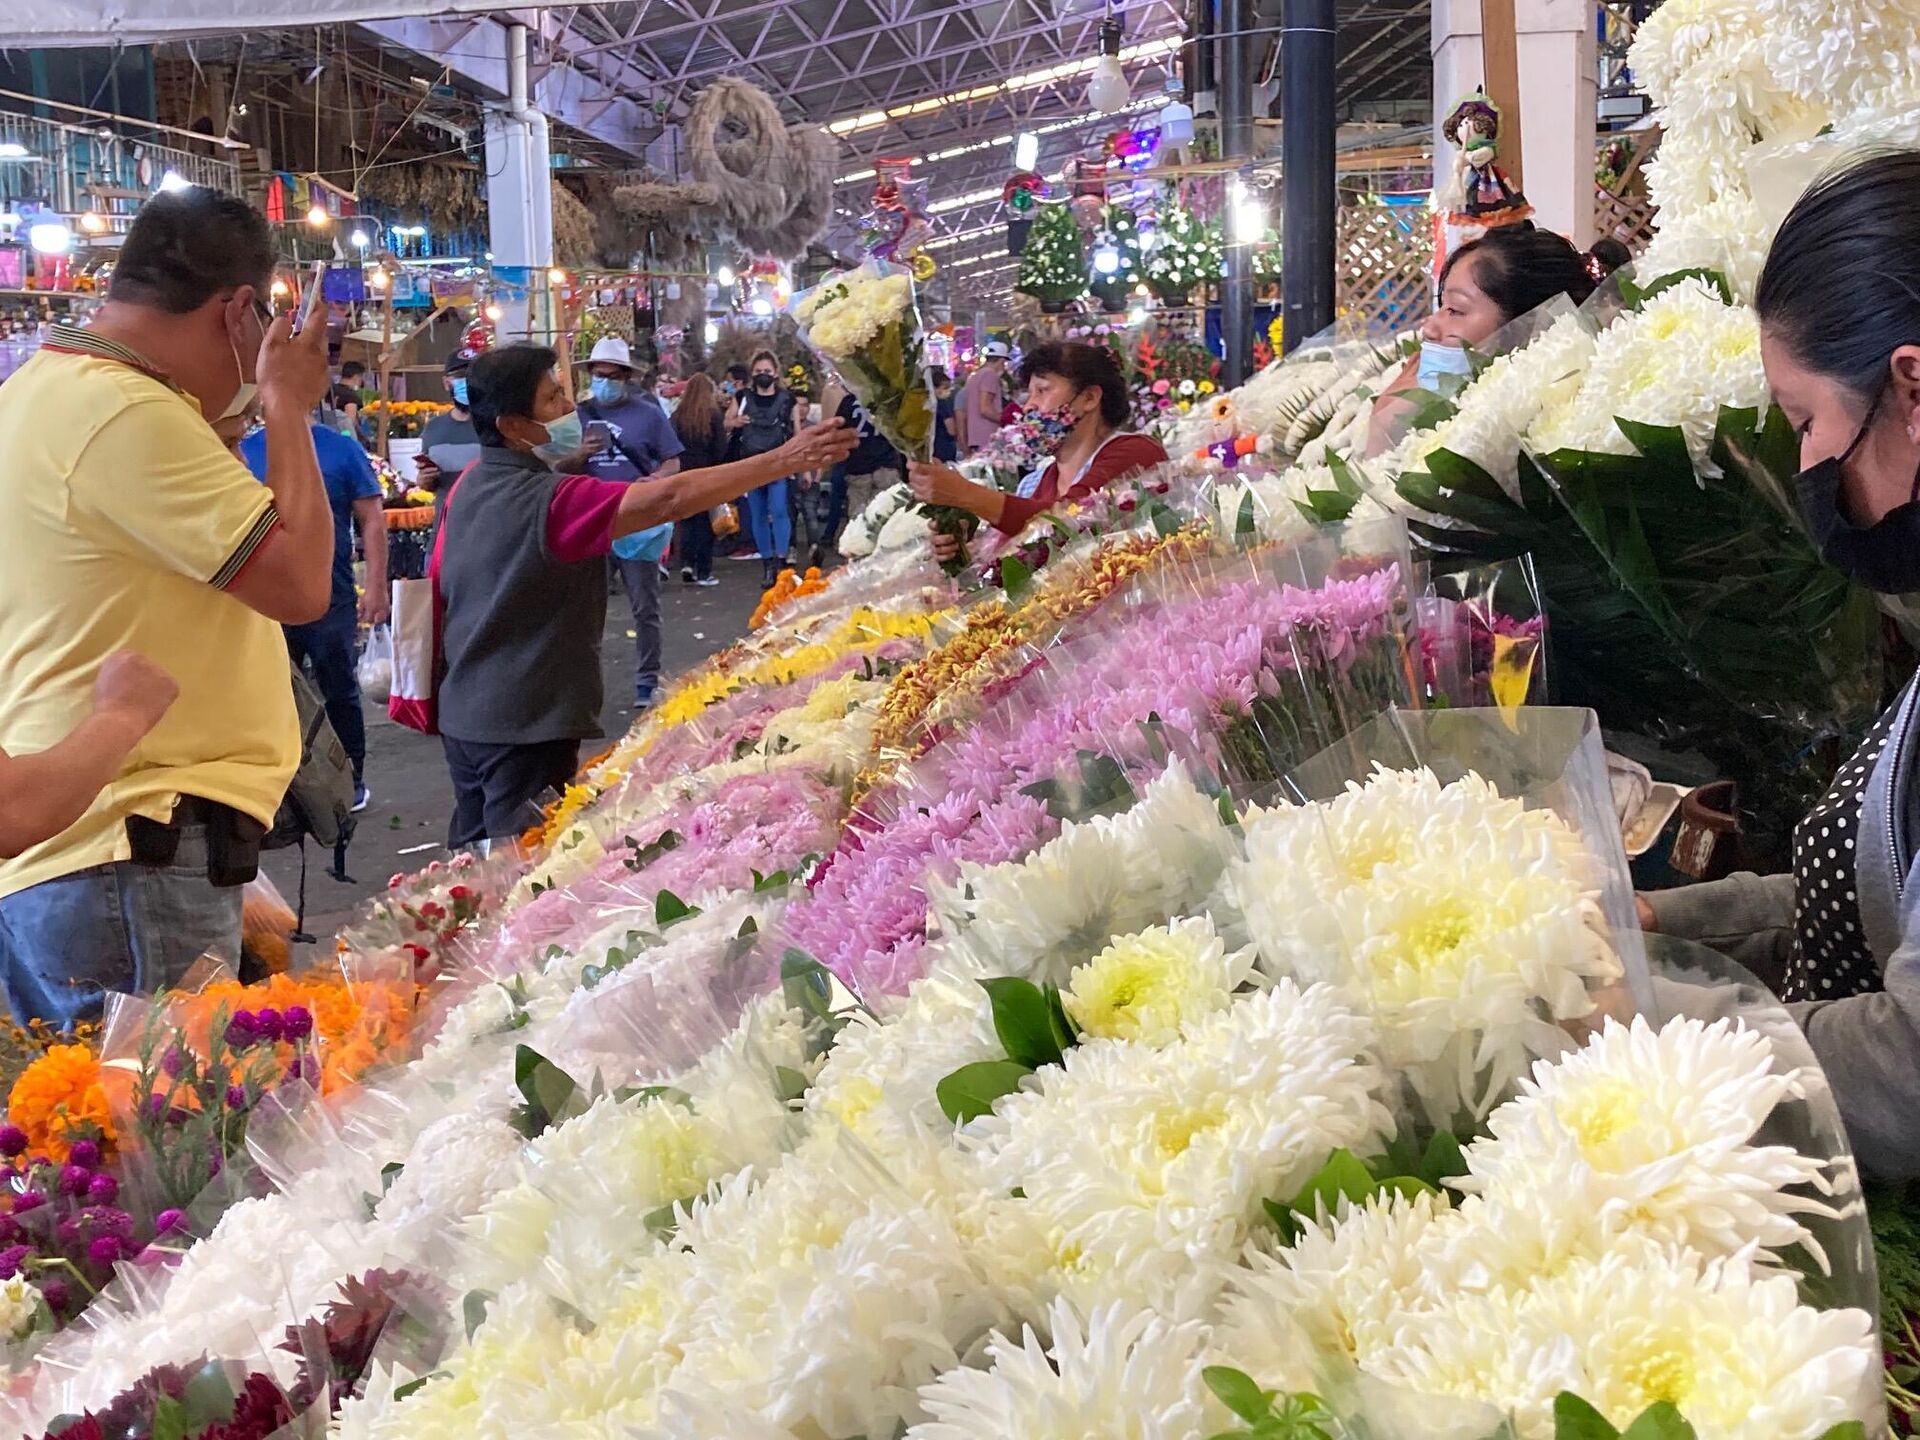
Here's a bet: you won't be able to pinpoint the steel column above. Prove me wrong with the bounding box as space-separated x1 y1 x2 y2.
1280 0 1336 352
1218 0 1253 386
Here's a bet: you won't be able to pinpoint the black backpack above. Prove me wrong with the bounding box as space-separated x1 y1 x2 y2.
265 664 355 853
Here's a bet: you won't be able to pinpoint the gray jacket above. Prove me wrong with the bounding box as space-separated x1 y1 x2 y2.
1646 682 1920 1179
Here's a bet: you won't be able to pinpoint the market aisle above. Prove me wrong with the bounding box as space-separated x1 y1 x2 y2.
259 561 767 952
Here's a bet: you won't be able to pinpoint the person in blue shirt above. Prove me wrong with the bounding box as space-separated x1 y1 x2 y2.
239 416 386 812
578 336 685 709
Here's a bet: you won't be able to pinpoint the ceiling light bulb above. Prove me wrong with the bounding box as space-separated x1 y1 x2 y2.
1012 131 1039 171
367 269 390 290
1128 305 1148 325
157 170 191 194
715 265 736 287
703 320 719 344
548 267 568 284
270 277 291 298
0 142 31 160
28 222 72 255
78 210 107 235
350 228 370 249
1092 242 1120 275
306 204 331 228
750 296 774 316
484 302 503 321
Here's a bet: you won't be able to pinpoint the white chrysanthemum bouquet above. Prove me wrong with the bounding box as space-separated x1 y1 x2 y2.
791 260 933 459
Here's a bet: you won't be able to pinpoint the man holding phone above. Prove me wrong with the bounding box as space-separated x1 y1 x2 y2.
577 337 683 709
0 186 332 1026
413 349 482 493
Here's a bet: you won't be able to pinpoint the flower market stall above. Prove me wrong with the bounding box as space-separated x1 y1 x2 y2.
4 0 1920 1435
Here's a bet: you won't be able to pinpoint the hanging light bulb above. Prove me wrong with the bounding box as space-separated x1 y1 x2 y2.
306 203 331 228
1128 305 1148 325
1086 20 1130 114
664 279 682 300
350 227 370 251
750 296 774 316
547 266 568 284
1091 237 1121 275
484 302 504 321
1157 77 1195 147
367 268 390 291
156 169 192 194
1230 178 1267 243
78 210 107 236
703 320 720 344
715 264 736 287
27 222 71 255
270 276 291 299
1012 131 1039 172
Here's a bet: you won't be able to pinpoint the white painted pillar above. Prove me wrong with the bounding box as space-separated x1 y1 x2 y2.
483 23 555 345
1431 0 1596 245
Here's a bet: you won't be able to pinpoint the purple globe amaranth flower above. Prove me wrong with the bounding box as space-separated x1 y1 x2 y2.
0 1215 18 1246
0 1126 26 1159
65 1139 101 1171
39 1278 68 1314
154 1207 186 1235
160 1046 187 1079
80 1205 133 1236
57 1164 91 1198
147 1093 169 1120
207 1151 222 1179
0 1244 32 1278
86 1235 122 1267
225 1010 259 1049
9 1189 45 1215
280 1006 314 1041
86 1173 118 1204
225 1085 248 1111
252 1007 284 1043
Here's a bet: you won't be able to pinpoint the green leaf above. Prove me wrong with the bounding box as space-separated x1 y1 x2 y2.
392 1374 437 1402
1235 487 1257 540
781 949 836 1023
1621 1403 1698 1440
643 1201 681 1240
752 868 791 893
151 1395 191 1440
775 1065 812 1103
380 1161 405 1194
1553 1392 1622 1440
1217 788 1238 827
980 977 1066 1070
1812 1425 1868 1440
1262 1196 1300 1242
1000 554 1033 602
1288 1147 1377 1222
1377 1175 1439 1200
616 1083 692 1108
1421 1129 1467 1189
1631 266 1732 307
935 1059 1032 1124
1041 980 1078 1054
1151 500 1182 537
510 1045 581 1138
654 889 699 927
1202 1366 1273 1424
463 1289 494 1341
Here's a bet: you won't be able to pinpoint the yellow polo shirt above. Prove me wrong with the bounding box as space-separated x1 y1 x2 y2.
0 327 297 902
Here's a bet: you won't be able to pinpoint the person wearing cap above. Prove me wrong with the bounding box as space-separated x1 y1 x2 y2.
578 336 685 709
414 349 483 493
959 342 1011 454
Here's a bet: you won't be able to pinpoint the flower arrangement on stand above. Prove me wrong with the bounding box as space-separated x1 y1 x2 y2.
1013 200 1088 313
1146 197 1224 304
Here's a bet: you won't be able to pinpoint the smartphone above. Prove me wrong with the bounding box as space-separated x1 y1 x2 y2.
295 260 328 333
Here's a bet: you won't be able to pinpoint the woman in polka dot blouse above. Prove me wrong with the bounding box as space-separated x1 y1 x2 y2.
1640 154 1920 1181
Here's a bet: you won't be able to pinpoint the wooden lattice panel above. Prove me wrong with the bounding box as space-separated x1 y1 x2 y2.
1594 188 1659 254
1336 203 1435 330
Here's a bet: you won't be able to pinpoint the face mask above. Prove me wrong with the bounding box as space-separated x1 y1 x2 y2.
1794 390 1920 593
589 376 627 406
535 408 585 461
450 378 469 406
1415 341 1475 393
218 309 260 422
1018 401 1079 457
753 374 776 391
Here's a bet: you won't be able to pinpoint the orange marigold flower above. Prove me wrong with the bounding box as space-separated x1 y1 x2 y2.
8 1043 115 1162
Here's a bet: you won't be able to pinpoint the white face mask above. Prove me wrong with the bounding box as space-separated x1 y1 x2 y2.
218 304 260 422
1416 341 1475 393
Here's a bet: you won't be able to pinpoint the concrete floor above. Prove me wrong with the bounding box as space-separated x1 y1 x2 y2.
259 555 769 953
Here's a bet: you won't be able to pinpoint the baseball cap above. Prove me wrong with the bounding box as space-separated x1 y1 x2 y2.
443 348 478 375
981 340 1010 359
589 336 639 371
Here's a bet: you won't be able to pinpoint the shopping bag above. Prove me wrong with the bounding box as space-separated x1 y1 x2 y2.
357 623 394 703
388 578 438 733
388 463 473 736
711 501 740 538
612 521 674 563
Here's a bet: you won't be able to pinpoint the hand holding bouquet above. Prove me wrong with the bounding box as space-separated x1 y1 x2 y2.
791 262 933 457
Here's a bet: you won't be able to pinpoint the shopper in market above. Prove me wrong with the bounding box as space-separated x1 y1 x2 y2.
835 390 904 558
436 343 855 848
0 184 334 1027
578 335 685 709
729 349 803 586
1363 223 1628 457
959 340 1010 453
908 340 1168 562
931 365 961 464
1638 150 1920 1179
239 409 387 812
670 372 729 587
330 358 368 436
413 349 482 490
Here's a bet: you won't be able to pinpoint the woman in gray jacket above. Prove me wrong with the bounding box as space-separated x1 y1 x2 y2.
1643 150 1920 1179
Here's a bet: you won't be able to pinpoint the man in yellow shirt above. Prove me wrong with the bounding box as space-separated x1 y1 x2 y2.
0 185 333 1027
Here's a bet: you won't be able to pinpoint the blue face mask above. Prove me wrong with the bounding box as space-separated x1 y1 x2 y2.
1416 341 1475 393
536 408 585 462
450 377 469 407
589 375 628 406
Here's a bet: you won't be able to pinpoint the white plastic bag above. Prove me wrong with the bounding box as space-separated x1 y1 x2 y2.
358 622 394 703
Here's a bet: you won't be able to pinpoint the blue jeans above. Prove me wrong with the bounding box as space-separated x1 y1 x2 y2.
286 603 365 785
0 823 244 1029
744 479 791 563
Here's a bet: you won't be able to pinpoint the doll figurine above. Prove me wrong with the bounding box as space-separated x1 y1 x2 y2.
1438 91 1533 226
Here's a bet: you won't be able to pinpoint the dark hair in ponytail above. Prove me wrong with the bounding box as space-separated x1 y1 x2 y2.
1019 341 1131 426
1756 149 1920 402
1440 223 1628 322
